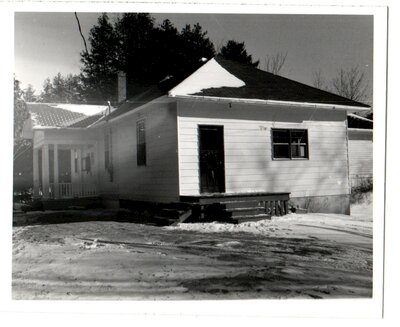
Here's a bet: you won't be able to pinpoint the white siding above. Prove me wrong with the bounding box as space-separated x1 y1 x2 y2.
178 101 350 198
348 129 373 185
95 100 179 203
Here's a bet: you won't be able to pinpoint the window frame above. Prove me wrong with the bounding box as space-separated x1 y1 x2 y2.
104 132 111 170
136 119 146 167
271 128 309 160
74 150 78 173
82 155 91 172
104 130 113 182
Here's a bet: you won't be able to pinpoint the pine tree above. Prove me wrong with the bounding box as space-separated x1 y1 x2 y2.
23 84 37 102
14 77 31 160
219 40 259 67
39 73 87 104
79 13 216 101
80 13 119 103
175 23 215 81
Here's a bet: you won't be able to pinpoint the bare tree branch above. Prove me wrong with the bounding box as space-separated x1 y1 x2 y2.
331 67 369 102
311 69 328 91
263 51 288 75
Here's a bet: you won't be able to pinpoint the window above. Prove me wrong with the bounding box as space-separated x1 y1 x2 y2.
104 131 112 169
272 129 309 159
74 150 78 172
104 130 113 181
82 155 91 172
137 120 146 166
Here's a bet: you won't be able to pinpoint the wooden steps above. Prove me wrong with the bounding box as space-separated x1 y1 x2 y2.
181 192 290 224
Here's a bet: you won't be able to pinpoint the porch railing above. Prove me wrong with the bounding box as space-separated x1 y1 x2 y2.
49 183 98 199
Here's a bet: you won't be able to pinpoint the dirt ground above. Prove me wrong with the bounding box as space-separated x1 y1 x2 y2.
12 195 373 300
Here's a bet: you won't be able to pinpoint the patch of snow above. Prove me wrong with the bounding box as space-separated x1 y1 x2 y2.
216 241 242 247
80 239 106 250
166 218 290 235
166 201 373 238
53 104 108 116
169 58 245 97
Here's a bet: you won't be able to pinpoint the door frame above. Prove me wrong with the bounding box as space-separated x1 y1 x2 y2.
198 124 226 194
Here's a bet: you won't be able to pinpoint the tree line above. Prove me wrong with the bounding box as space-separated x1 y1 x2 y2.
14 12 372 163
22 13 259 105
18 12 370 106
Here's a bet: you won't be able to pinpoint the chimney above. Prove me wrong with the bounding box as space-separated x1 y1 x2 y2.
117 72 127 103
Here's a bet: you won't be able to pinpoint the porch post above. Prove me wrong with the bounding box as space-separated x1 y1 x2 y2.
41 144 50 199
53 144 59 199
32 148 40 197
78 146 83 196
71 148 75 197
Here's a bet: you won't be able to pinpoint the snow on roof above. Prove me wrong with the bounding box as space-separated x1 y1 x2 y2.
26 103 107 128
53 103 107 116
169 58 245 97
169 56 370 110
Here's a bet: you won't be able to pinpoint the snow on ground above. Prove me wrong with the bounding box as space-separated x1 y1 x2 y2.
12 193 373 300
166 193 372 244
169 58 245 96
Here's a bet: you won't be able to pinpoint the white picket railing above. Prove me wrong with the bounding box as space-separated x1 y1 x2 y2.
49 183 97 199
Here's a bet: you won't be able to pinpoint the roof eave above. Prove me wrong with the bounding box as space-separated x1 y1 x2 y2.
32 126 90 131
169 94 370 112
92 95 171 128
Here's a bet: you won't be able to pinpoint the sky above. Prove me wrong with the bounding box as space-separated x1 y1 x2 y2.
14 12 373 101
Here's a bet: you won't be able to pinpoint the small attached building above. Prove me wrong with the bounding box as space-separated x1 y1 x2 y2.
347 113 373 188
23 56 371 216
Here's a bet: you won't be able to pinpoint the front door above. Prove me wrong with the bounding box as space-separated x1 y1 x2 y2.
199 125 225 193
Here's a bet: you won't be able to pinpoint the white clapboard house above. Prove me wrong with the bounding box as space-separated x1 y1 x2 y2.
22 56 371 221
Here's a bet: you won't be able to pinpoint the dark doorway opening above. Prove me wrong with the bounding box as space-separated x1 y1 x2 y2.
199 125 225 193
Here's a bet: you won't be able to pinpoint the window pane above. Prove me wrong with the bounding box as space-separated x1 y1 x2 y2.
291 130 308 143
273 129 289 143
86 156 91 172
274 144 290 158
137 120 146 166
137 143 146 166
291 144 307 158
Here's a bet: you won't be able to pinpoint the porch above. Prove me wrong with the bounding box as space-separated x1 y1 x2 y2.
33 142 98 200
48 182 98 199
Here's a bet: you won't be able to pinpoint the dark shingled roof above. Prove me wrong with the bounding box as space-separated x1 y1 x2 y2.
97 85 166 123
27 103 85 127
67 114 104 128
191 56 370 108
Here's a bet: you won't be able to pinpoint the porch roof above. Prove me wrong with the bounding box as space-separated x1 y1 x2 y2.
27 103 106 129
